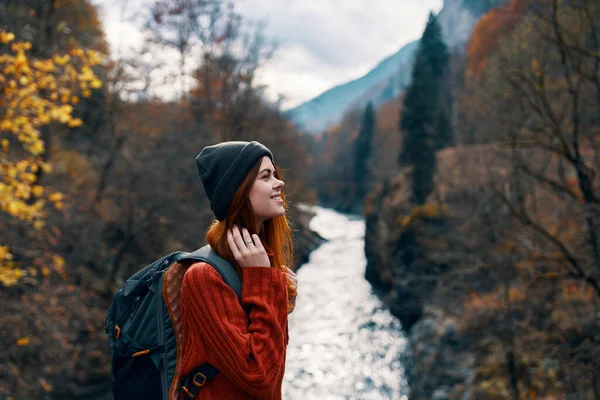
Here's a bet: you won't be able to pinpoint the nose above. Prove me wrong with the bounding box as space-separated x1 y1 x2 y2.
274 178 285 189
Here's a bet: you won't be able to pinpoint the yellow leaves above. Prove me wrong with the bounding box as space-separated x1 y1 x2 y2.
86 49 103 65
16 337 30 346
0 246 14 261
32 59 55 73
32 185 44 197
68 118 82 127
78 65 94 81
0 119 11 131
27 140 45 156
41 162 52 173
1 31 15 43
48 192 63 202
0 31 103 287
53 255 65 271
90 77 102 89
531 58 543 79
50 104 73 123
0 264 25 286
53 54 70 65
70 48 84 57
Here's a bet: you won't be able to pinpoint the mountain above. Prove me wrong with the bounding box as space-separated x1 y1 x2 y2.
285 0 507 135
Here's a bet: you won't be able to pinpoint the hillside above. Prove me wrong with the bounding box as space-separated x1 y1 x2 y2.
286 0 506 135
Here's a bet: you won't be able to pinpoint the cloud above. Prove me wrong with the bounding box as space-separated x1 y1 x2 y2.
92 0 443 108
233 0 444 108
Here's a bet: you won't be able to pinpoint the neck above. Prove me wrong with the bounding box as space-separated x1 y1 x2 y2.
255 220 264 234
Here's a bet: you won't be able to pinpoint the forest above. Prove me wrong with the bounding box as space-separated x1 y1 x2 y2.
0 0 317 397
321 0 600 398
2 0 599 399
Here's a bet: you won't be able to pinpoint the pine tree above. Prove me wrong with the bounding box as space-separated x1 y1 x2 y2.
399 13 451 204
353 102 375 208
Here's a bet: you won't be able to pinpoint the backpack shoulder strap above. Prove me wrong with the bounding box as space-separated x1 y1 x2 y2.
175 245 242 302
175 245 245 399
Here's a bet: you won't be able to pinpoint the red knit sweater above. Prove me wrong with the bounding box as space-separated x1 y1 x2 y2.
179 262 289 399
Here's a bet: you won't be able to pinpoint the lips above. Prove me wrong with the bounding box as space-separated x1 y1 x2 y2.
271 195 283 203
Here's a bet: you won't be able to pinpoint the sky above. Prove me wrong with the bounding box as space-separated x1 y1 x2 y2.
92 0 443 109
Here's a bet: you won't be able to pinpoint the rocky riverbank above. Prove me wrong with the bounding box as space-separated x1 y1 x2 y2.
289 204 327 267
363 174 475 400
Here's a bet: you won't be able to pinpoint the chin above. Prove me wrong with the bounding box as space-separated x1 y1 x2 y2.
260 208 286 221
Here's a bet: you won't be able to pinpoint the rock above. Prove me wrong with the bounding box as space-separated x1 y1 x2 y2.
288 205 326 269
432 388 450 400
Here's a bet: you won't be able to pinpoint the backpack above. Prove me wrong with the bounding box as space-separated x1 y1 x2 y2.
104 245 245 400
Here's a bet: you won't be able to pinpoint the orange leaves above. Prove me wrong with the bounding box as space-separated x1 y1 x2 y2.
397 203 444 230
464 291 505 313
561 283 595 303
38 378 52 392
466 1 526 77
16 337 29 346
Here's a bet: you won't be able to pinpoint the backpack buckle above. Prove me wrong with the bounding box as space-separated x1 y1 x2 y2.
180 386 195 398
179 372 207 399
192 372 207 387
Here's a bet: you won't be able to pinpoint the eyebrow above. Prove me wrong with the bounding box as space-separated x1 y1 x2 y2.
259 168 273 175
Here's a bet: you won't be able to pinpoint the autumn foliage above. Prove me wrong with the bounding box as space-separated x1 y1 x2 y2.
466 0 527 76
1 0 315 398
358 0 600 398
0 30 102 286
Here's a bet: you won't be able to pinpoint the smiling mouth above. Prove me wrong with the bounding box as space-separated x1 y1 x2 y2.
271 196 283 201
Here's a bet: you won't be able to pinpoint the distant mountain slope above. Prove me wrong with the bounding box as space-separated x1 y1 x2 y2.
283 41 418 135
286 0 506 135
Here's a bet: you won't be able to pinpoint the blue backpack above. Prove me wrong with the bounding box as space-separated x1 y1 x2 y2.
105 245 246 400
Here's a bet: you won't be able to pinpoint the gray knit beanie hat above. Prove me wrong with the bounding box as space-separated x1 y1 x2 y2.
195 141 274 221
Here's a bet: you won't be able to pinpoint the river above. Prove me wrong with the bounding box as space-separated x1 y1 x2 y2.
283 205 408 400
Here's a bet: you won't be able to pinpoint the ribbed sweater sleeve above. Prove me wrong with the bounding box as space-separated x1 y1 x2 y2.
180 263 289 396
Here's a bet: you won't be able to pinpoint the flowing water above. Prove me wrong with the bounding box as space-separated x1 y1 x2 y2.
283 205 408 400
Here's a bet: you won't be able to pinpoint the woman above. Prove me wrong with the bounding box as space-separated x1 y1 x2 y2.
178 140 298 399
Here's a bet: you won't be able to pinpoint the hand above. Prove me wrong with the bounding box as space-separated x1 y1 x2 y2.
227 225 271 268
285 266 298 314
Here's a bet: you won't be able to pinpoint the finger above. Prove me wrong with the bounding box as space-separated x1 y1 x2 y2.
251 234 264 250
241 228 254 247
232 225 247 252
227 229 241 258
287 279 298 292
285 267 297 281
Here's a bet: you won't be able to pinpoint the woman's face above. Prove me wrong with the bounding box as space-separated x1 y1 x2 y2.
249 156 286 224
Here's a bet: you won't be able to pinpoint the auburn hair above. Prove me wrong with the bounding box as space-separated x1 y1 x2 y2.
205 157 295 288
